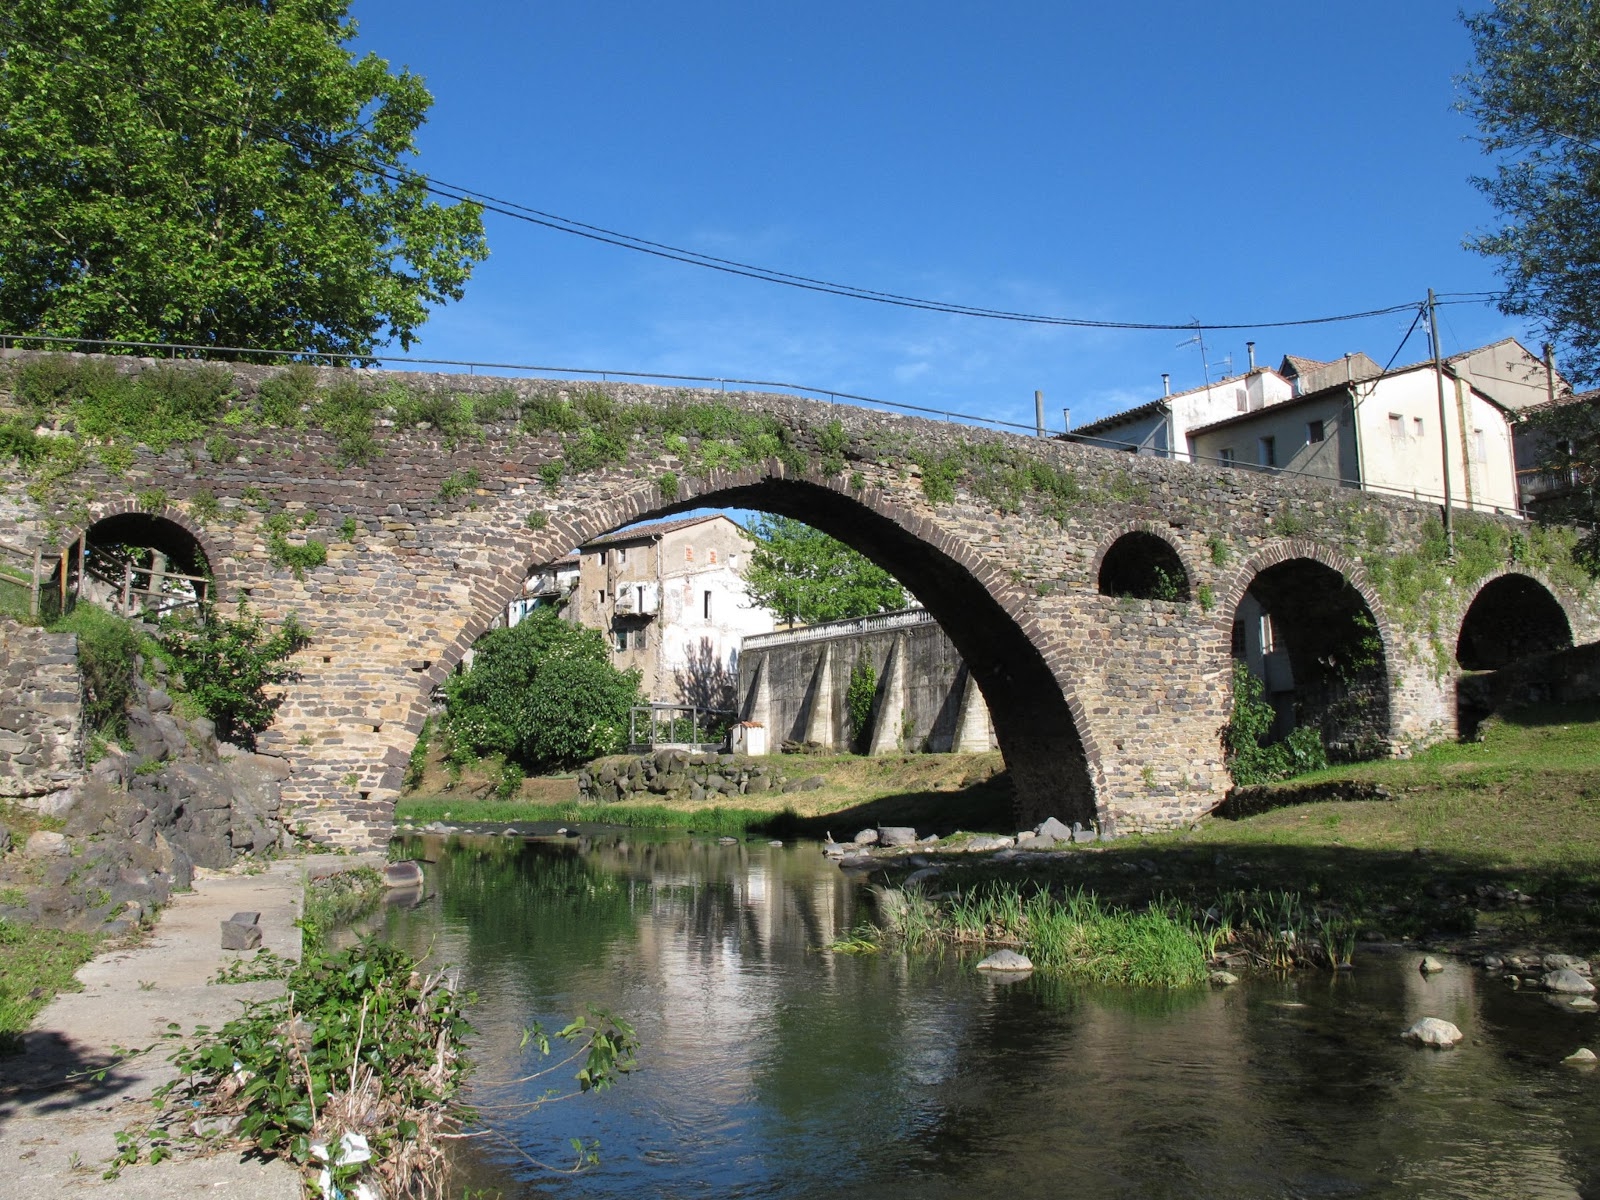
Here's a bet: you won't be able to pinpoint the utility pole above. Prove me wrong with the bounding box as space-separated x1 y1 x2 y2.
1427 288 1454 556
1034 390 1045 438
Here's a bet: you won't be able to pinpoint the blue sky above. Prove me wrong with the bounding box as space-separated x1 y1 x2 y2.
351 0 1522 435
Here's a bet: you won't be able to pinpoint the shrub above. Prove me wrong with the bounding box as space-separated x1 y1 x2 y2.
52 604 142 737
156 602 310 747
1223 659 1329 786
845 653 877 750
444 607 640 772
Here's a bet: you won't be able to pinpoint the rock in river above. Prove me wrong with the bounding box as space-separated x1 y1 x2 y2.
1403 1018 1463 1048
976 949 1033 973
1543 969 1597 996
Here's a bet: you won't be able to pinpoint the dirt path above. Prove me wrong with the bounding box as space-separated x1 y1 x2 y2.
0 860 313 1199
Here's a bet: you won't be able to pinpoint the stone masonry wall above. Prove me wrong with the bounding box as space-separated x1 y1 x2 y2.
1 350 1596 845
0 620 82 803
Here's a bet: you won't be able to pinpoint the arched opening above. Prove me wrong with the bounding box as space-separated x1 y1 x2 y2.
1098 531 1190 600
1231 557 1389 764
461 478 1099 829
1455 573 1572 671
1454 572 1574 738
77 512 212 618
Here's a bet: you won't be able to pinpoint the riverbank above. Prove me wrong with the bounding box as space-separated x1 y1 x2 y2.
0 860 306 1199
398 749 1016 837
409 703 1600 961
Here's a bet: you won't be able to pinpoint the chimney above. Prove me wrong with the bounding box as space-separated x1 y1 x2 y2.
1161 373 1171 397
1246 341 1256 370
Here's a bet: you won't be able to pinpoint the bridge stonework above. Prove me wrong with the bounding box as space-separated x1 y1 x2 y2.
2 351 1595 847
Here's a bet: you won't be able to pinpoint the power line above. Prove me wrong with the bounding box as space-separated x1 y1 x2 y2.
0 15 1471 337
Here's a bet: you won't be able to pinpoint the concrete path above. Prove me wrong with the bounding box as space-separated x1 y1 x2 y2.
0 860 309 1198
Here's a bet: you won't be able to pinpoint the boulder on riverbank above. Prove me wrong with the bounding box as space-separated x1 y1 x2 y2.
0 644 293 933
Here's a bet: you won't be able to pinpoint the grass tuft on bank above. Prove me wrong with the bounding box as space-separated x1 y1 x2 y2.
0 920 99 1053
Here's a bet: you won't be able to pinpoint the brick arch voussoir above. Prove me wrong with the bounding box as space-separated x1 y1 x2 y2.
57 499 234 596
1089 520 1198 593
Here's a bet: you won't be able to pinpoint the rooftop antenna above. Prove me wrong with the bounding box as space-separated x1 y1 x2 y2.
1176 321 1212 387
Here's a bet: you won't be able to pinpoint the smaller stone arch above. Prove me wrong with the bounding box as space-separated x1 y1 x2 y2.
1455 571 1574 671
59 503 219 617
1218 540 1393 763
1094 525 1192 601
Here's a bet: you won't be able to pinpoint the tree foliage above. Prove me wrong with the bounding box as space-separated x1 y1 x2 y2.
445 608 641 772
0 0 487 357
1460 0 1600 383
742 516 906 626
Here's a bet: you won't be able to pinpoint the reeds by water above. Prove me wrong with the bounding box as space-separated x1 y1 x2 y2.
856 881 1358 986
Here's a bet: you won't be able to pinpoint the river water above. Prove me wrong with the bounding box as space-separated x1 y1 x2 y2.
381 830 1600 1199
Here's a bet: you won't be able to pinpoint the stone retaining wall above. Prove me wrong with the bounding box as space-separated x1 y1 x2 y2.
0 620 82 803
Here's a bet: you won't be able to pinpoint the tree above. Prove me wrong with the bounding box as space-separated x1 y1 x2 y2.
0 0 486 358
445 608 642 772
741 515 907 626
1460 1 1600 383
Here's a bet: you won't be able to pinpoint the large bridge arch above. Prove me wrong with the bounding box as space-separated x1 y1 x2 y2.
419 464 1106 830
1454 569 1575 671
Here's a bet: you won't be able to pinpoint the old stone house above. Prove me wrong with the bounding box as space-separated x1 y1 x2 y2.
554 514 777 710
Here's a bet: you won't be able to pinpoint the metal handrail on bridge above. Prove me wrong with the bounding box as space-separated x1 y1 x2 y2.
0 538 44 620
0 332 1574 527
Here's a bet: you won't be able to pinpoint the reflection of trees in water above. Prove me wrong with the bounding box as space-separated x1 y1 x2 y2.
414 838 642 972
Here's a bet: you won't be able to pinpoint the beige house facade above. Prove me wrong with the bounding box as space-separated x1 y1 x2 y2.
567 514 776 708
1187 360 1522 514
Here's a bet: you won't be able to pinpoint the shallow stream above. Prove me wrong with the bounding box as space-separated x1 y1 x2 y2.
382 830 1600 1199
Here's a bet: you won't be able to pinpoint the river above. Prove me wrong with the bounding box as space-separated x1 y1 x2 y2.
381 829 1600 1199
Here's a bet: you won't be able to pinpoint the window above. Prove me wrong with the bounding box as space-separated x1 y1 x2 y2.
599 550 607 566
1218 447 1235 466
1389 413 1404 440
597 589 606 605
1307 419 1325 444
634 627 647 650
614 629 627 651
685 545 694 563
1236 389 1247 413
1413 417 1424 439
703 590 712 620
1257 436 1276 468
619 547 627 565
1471 428 1487 463
708 548 718 565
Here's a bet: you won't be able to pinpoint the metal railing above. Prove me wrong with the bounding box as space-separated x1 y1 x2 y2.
628 703 734 751
0 333 1569 525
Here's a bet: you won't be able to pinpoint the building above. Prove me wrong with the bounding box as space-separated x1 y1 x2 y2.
1185 359 1521 512
1066 365 1296 459
560 514 776 709
505 553 579 626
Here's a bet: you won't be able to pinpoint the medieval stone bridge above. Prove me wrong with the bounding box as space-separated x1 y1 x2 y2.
2 350 1596 847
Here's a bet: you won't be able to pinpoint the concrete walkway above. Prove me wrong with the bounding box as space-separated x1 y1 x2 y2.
0 860 310 1198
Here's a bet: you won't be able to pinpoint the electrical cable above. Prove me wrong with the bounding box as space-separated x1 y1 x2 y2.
0 14 1462 337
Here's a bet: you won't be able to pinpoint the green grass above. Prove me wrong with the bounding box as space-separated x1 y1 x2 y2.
0 920 99 1053
875 882 1213 987
1185 703 1600 874
301 867 386 947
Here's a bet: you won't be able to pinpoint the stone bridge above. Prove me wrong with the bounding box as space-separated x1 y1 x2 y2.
2 350 1596 847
